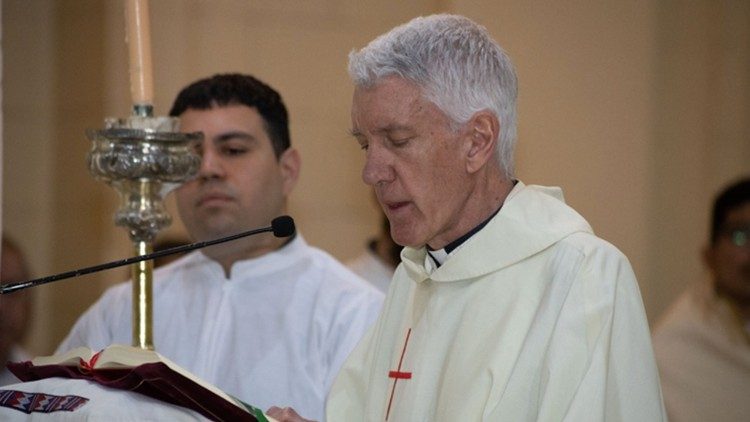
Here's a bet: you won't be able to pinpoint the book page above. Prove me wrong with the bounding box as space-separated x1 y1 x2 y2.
31 346 95 366
94 344 161 369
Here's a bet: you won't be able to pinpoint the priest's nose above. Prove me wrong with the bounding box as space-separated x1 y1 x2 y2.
362 144 393 187
197 145 225 180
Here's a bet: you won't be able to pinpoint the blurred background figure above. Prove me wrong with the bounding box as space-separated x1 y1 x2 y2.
0 236 33 386
347 203 400 293
653 177 750 422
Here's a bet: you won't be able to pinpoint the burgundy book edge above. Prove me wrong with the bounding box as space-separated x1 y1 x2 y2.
7 361 264 422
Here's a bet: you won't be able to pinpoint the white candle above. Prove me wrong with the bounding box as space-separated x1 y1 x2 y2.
125 0 154 107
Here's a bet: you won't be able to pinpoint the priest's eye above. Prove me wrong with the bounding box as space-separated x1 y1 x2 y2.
355 138 369 151
223 147 247 156
389 137 413 147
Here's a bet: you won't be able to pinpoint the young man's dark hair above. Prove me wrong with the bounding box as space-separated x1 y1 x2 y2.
169 73 290 157
710 178 750 244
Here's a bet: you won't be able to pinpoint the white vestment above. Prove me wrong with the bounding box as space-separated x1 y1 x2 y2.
652 282 750 422
57 235 383 421
327 183 665 421
347 248 394 293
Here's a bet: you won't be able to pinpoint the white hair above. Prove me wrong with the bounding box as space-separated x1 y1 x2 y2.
348 14 518 179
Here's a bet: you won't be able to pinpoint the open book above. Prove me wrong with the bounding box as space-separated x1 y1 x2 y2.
8 344 271 422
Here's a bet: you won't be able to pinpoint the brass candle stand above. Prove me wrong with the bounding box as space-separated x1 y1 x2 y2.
87 113 201 349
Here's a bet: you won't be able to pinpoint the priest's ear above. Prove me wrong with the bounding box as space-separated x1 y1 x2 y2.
464 110 499 174
278 147 301 196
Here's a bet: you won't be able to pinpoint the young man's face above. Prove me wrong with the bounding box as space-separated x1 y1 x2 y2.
351 76 475 249
175 105 298 256
706 201 750 305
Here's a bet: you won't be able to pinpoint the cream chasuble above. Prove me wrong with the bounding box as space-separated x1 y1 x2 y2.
327 183 665 421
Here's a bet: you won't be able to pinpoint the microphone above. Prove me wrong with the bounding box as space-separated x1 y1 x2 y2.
0 216 296 295
271 215 295 237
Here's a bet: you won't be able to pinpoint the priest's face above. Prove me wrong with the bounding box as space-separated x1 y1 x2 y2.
175 105 299 257
352 76 474 249
705 201 750 306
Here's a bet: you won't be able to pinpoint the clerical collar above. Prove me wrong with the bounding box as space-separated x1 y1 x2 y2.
427 203 503 267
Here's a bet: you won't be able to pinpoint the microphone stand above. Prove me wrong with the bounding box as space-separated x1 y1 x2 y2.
0 216 295 296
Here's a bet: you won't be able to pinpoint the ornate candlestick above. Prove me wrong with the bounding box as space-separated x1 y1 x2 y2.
84 0 201 350
87 116 201 349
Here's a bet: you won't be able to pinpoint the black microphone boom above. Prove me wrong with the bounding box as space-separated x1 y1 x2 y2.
0 216 296 295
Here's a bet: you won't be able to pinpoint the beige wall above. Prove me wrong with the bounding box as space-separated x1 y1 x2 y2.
2 0 748 355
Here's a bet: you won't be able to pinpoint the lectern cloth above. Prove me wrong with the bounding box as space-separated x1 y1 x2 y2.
0 378 206 421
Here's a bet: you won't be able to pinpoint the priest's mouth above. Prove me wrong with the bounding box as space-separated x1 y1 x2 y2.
197 194 234 207
386 202 410 212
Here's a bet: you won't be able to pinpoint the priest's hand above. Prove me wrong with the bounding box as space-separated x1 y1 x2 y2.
266 406 316 422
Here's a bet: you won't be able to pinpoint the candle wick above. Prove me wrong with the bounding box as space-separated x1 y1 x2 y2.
133 104 154 117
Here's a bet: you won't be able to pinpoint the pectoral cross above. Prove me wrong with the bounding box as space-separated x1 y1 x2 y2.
385 328 413 420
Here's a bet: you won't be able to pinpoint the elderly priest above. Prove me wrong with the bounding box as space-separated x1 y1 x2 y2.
269 14 666 422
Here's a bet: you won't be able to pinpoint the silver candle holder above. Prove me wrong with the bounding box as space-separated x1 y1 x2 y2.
87 114 201 349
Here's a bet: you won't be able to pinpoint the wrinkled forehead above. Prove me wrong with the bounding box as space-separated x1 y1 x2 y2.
351 78 435 132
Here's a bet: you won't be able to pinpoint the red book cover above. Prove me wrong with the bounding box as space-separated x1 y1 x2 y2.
7 345 268 422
